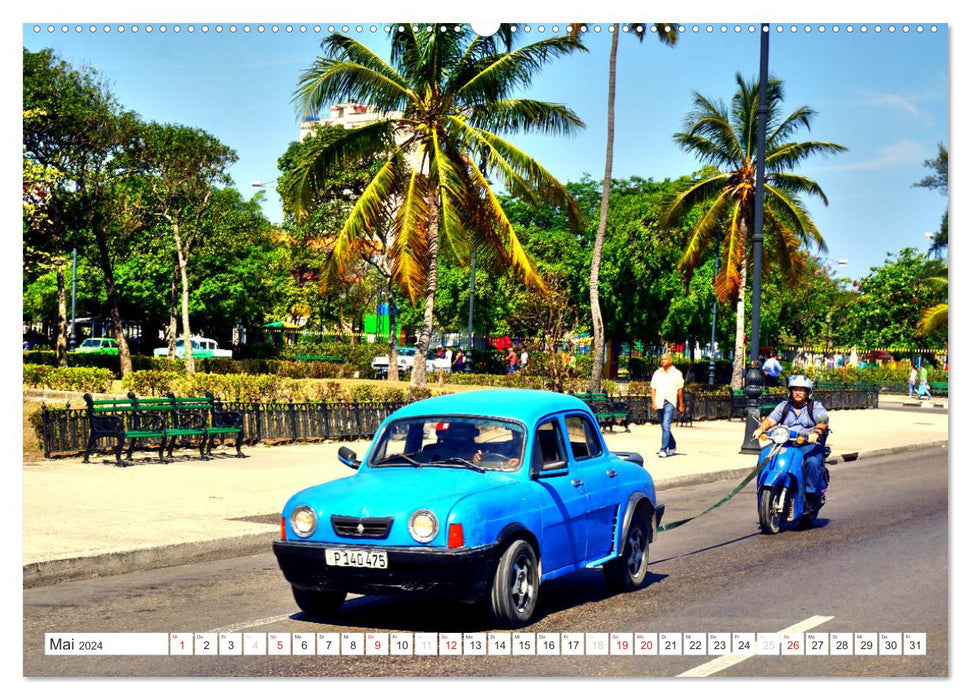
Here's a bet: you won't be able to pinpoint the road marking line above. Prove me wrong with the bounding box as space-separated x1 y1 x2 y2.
208 614 295 634
677 615 834 677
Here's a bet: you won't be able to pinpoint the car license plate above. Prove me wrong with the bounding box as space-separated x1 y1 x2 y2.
324 549 388 569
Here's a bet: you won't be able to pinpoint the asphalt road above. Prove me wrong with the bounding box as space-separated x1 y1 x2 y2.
23 445 947 678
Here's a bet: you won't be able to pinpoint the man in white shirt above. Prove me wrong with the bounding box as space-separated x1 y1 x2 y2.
650 353 685 458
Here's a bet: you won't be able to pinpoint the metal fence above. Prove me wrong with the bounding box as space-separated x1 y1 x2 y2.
39 399 409 459
38 388 878 459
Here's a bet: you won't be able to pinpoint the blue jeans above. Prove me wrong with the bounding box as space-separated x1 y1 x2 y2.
909 381 915 397
799 443 825 493
658 401 677 452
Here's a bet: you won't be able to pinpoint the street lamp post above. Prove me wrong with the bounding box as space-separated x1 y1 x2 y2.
740 23 771 454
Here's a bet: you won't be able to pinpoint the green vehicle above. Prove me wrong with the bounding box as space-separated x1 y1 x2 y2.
70 338 119 355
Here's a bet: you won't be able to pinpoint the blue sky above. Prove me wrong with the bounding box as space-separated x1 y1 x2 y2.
20 14 949 283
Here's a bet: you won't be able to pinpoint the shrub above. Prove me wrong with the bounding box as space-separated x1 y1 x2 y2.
22 364 114 393
121 370 183 396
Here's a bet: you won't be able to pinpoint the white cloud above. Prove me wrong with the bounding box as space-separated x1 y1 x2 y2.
813 139 925 172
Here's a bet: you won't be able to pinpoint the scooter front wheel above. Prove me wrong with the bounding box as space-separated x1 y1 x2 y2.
758 488 782 534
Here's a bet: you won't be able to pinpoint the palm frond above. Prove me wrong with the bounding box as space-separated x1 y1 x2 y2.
389 166 430 302
767 172 831 205
673 131 736 169
466 99 585 136
292 57 413 118
765 140 848 171
456 35 586 103
326 155 398 276
676 189 733 274
660 172 730 226
763 208 806 284
280 120 396 218
764 184 827 253
766 104 815 146
918 303 948 337
714 201 745 303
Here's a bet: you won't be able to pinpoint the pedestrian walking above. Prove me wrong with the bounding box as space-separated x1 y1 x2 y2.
916 363 932 399
506 346 519 374
909 363 918 398
762 352 782 387
519 347 529 371
650 353 685 458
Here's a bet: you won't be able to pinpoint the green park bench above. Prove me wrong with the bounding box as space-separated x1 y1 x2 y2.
731 387 778 419
82 391 244 466
930 381 948 397
573 392 630 432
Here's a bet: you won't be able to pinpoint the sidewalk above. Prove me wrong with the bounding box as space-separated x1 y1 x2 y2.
22 401 948 588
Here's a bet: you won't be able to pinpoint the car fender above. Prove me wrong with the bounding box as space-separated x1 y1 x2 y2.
616 491 659 548
446 482 543 553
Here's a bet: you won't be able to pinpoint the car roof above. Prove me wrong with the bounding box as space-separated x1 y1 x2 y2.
389 389 591 425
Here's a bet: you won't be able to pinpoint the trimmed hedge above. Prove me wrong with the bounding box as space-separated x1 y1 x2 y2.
119 371 446 403
22 364 114 393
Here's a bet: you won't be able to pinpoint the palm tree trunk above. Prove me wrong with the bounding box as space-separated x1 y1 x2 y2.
173 222 195 375
731 254 748 389
411 187 441 388
589 24 619 393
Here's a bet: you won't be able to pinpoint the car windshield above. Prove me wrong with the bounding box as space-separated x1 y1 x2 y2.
369 416 526 472
175 339 201 349
399 348 416 357
80 339 100 348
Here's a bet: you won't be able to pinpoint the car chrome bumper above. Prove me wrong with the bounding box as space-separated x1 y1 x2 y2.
273 540 501 603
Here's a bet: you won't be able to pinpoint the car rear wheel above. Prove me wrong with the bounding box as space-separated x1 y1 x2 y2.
291 586 346 619
604 513 650 591
489 539 539 628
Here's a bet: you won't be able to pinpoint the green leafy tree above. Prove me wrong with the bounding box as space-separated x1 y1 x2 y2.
284 25 585 386
662 73 847 387
126 122 237 373
839 248 947 348
913 142 948 258
23 48 141 375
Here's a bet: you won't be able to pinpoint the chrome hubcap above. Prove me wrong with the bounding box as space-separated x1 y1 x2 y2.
627 529 646 575
510 555 534 611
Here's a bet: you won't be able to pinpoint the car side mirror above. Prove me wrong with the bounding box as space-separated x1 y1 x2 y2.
337 446 361 470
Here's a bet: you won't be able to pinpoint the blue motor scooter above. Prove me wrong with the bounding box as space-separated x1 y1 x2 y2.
756 426 831 534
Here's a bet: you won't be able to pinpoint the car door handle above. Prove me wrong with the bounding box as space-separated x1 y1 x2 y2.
606 470 617 478
571 478 583 487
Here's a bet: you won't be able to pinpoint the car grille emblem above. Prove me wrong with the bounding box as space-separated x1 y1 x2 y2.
356 522 365 535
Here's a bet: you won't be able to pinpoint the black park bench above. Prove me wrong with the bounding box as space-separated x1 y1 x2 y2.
82 392 244 466
573 392 631 432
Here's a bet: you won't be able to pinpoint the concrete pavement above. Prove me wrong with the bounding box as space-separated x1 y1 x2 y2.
22 394 948 588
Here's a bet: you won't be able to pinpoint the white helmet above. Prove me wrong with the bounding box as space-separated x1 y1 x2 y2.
787 374 814 392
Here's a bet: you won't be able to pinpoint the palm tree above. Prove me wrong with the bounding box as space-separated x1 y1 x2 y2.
580 23 678 392
662 73 846 388
285 25 585 387
918 275 948 337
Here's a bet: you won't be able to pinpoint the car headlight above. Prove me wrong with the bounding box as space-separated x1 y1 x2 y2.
290 505 317 538
408 509 439 543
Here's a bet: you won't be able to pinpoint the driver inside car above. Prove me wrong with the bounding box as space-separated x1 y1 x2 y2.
752 375 830 492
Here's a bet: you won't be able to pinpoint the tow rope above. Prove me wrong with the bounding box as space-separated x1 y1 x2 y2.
657 456 770 532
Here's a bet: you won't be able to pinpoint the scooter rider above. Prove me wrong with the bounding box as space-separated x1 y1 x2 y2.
752 375 830 492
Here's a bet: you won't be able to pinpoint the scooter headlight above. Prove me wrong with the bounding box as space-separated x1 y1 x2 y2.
769 426 791 444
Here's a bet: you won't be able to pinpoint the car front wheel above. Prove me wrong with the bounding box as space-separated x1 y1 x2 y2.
489 539 540 628
292 586 346 619
603 513 650 591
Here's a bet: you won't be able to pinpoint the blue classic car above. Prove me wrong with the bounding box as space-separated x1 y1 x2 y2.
273 389 663 627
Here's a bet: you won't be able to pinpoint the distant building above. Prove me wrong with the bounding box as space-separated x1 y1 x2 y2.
300 99 404 140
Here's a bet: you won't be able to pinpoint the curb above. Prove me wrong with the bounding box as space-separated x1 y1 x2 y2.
23 441 948 589
23 530 276 589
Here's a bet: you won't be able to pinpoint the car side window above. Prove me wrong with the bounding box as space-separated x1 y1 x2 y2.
565 414 603 460
534 420 567 472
